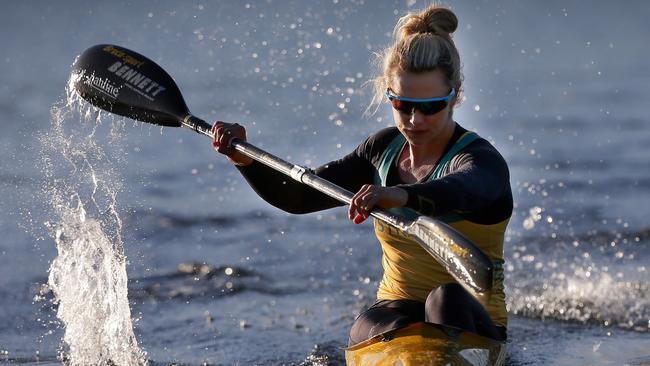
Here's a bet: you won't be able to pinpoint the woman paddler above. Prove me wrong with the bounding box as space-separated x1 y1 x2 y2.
211 4 511 345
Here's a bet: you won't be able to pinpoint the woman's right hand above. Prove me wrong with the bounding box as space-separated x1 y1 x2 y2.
212 121 254 166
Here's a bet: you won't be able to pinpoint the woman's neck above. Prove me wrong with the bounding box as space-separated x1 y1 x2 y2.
405 121 456 167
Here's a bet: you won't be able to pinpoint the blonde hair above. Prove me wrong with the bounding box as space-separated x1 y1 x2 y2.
367 5 462 115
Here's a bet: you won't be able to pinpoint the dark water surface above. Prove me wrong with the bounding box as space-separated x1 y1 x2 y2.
1 1 649 365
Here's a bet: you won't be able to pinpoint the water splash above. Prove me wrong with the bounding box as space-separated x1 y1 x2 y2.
296 342 346 366
40 74 147 365
506 229 650 332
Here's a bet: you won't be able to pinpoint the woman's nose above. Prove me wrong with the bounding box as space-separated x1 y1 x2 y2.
409 109 426 125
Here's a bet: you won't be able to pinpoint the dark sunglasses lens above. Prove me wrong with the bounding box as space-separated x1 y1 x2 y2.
418 100 448 115
390 99 447 115
390 99 414 114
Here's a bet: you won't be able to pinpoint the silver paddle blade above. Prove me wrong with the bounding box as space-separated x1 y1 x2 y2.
406 216 493 293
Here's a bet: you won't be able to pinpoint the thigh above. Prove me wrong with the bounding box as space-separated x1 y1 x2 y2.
348 300 424 346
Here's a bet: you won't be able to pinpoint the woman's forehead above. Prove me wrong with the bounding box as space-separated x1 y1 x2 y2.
390 69 449 96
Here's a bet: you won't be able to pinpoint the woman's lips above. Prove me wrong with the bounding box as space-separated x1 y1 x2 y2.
404 129 427 135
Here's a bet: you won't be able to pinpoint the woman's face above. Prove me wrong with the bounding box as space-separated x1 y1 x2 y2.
389 69 456 148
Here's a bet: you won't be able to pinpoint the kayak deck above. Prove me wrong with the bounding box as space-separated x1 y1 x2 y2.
344 322 506 366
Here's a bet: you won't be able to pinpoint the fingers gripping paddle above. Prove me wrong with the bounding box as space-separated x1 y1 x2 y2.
71 44 494 294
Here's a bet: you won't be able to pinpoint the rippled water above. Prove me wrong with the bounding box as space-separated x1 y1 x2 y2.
1 1 650 365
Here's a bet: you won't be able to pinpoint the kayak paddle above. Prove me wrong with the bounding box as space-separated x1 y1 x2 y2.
70 44 495 294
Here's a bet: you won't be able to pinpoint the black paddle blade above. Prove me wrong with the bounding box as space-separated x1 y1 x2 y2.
71 44 189 127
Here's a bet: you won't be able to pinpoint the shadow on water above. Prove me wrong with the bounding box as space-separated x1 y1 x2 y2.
123 208 271 231
129 261 305 302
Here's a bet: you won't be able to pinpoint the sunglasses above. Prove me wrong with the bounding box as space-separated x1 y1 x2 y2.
385 88 456 116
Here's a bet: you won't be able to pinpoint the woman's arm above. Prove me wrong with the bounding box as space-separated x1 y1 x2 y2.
212 121 382 214
236 151 374 214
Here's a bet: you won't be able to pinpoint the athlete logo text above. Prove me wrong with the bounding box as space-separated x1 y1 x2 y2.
107 61 166 100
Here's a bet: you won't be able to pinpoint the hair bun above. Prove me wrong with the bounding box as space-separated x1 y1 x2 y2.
368 5 463 117
398 6 458 39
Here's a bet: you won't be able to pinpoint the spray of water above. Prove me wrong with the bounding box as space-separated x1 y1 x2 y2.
40 74 147 365
506 227 650 332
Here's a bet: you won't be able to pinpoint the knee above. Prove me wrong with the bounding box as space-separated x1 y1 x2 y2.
349 311 373 346
425 283 470 310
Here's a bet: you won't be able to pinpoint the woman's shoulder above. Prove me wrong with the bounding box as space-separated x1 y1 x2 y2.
447 124 507 169
452 134 510 178
469 137 507 162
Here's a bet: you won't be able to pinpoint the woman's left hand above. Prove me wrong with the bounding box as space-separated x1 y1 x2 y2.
348 185 408 224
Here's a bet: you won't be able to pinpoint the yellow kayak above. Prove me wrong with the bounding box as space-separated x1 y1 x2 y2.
345 322 506 366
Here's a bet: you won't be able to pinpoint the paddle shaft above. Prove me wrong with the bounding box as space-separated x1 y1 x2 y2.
70 43 493 293
182 114 408 229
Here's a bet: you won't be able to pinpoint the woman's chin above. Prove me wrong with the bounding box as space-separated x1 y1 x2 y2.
403 130 433 145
